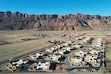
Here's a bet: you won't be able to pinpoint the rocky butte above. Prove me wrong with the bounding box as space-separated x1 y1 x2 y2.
0 11 111 31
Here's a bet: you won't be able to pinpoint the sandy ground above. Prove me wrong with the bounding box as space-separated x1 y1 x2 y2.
0 30 111 74
0 30 111 65
0 30 66 64
0 72 67 74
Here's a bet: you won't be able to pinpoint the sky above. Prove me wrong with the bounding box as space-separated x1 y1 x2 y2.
0 0 111 16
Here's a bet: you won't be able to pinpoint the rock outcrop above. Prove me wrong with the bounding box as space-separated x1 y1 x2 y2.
0 11 111 30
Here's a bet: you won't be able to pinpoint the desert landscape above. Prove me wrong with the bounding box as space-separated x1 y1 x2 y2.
0 11 111 31
0 30 111 74
0 0 111 74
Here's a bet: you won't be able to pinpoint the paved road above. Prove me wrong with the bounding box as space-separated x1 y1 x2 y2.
65 57 74 74
64 40 106 74
0 39 106 74
64 50 75 74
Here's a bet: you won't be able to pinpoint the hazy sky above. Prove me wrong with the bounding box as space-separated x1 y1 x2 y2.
0 0 111 15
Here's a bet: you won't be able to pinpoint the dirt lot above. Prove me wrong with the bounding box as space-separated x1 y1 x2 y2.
104 38 111 73
0 72 66 74
0 30 66 64
0 30 111 74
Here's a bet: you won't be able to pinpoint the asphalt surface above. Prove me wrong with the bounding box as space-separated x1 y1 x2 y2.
0 39 106 74
65 57 74 74
64 50 75 74
64 40 106 74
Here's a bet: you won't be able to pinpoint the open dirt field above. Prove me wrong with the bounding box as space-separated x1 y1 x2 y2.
0 30 66 64
0 30 111 74
104 38 111 73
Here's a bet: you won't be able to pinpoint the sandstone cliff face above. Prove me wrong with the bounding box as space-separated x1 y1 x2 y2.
0 11 111 30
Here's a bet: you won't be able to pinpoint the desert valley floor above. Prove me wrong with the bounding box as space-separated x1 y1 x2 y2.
0 30 111 74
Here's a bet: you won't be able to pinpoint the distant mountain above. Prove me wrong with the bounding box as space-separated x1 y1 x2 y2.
0 11 111 31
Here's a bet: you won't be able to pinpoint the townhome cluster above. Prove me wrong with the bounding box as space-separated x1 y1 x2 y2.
70 38 105 72
4 32 105 73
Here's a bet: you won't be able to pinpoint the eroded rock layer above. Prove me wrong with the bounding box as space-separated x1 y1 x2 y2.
0 11 111 30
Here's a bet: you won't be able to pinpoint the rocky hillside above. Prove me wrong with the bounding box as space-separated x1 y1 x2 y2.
0 11 111 31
